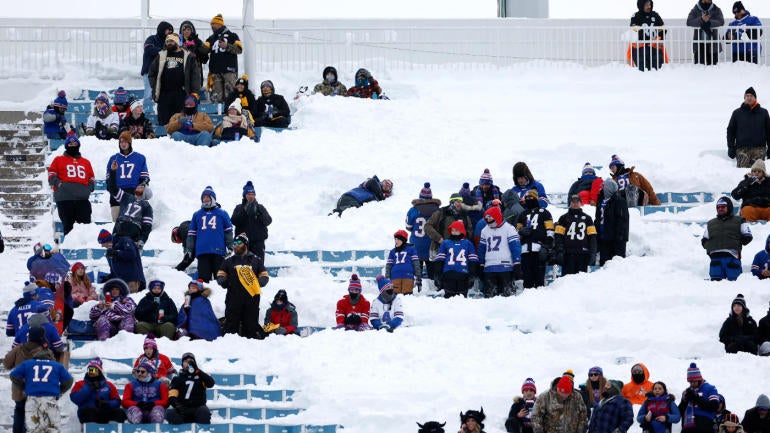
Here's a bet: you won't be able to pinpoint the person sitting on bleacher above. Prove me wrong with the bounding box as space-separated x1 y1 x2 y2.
253 80 291 129
89 279 136 341
313 66 348 97
166 95 214 147
69 357 127 424
731 159 770 222
122 361 169 424
111 87 131 120
120 99 156 139
166 352 215 425
263 289 298 336
225 75 258 121
133 334 175 384
134 280 178 339
67 262 97 307
6 281 49 337
43 90 71 139
84 92 119 140
213 99 255 143
177 279 222 341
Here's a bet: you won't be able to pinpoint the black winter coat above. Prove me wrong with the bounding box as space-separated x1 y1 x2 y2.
119 114 155 139
595 195 629 242
169 368 215 408
719 312 758 346
731 176 770 208
135 291 179 326
231 200 273 249
506 397 536 433
225 89 258 121
727 103 770 152
742 407 770 433
254 94 290 121
630 10 665 40
754 312 770 345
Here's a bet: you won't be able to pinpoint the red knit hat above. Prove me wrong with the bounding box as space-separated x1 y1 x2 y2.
394 230 409 243
557 376 573 394
448 220 466 237
71 262 85 273
521 378 537 393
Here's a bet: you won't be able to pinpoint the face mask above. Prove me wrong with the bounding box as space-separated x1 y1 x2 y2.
325 74 336 83
184 107 196 115
97 105 109 116
632 373 645 384
65 145 80 156
355 77 367 87
349 292 360 301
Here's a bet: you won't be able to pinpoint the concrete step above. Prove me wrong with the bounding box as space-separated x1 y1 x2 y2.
0 180 45 193
0 168 44 179
8 220 44 231
0 198 51 208
1 158 46 167
2 210 49 220
0 129 43 139
3 236 35 249
0 143 46 154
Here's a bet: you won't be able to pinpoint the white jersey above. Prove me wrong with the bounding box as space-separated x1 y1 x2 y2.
478 222 521 272
369 295 405 328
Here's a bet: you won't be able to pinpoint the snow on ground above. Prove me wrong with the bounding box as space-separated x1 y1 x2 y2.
1 61 770 433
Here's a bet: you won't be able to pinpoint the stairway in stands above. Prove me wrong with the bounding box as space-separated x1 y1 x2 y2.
0 111 51 251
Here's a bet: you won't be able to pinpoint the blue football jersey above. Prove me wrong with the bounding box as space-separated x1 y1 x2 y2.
435 239 478 274
11 358 72 397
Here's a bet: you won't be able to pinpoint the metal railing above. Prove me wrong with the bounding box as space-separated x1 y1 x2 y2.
0 21 768 76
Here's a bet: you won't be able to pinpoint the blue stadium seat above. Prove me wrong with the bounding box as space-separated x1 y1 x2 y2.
321 250 353 262
158 424 196 433
354 267 382 278
154 125 167 137
84 424 120 433
217 389 249 400
305 426 340 433
231 424 266 433
197 424 230 433
69 102 93 113
48 138 65 151
355 250 387 260
267 426 302 433
123 424 159 433
198 103 222 114
229 408 265 420
264 409 301 419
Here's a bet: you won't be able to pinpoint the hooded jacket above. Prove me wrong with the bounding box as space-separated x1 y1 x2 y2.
179 20 209 83
702 197 752 257
751 235 770 278
631 1 666 41
621 363 654 405
135 290 178 325
70 370 122 412
719 304 758 347
313 66 348 96
686 2 725 41
346 68 382 99
142 22 173 75
177 287 222 341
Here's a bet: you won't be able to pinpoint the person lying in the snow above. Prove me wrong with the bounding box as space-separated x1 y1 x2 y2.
329 175 393 217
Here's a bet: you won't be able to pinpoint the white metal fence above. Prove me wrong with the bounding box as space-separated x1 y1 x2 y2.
0 19 768 76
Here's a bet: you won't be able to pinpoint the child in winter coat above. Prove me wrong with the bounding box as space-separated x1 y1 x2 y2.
84 92 119 140
67 262 97 307
133 334 175 384
506 378 537 433
718 414 744 433
335 274 370 331
69 357 126 423
43 91 71 139
385 230 421 294
88 279 136 341
177 280 222 341
369 276 404 332
122 361 169 424
435 220 479 298
263 289 298 336
637 382 681 433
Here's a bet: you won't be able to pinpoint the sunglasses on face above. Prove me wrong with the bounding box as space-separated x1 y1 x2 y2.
136 369 148 375
87 367 100 375
589 373 600 377
233 240 244 245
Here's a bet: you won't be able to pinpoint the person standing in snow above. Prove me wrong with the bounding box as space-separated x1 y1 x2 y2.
426 193 473 259
726 87 770 168
588 381 634 433
741 394 770 433
554 195 598 276
10 348 73 433
595 179 630 266
630 0 667 71
568 163 603 206
187 186 234 282
369 276 404 332
106 131 150 222
725 2 762 63
622 363 654 405
179 20 208 86
43 90 71 139
505 378 538 433
459 408 486 433
678 363 721 433
142 22 174 109
335 274 370 331
636 381 681 433
531 374 587 433
702 196 752 281
217 233 269 339
434 221 479 298
607 154 660 207
48 134 95 235
405 182 441 285
231 180 272 260
149 32 202 126
385 230 421 294
515 189 554 289
686 0 725 65
502 161 549 225
204 14 242 104
478 205 523 296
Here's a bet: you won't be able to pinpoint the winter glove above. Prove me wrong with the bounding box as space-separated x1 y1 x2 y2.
257 276 269 287
95 121 105 132
344 314 362 326
187 359 197 373
728 146 736 159
684 388 698 402
63 280 72 297
274 327 288 335
512 263 523 281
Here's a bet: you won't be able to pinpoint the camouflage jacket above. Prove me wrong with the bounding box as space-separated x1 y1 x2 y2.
531 389 587 433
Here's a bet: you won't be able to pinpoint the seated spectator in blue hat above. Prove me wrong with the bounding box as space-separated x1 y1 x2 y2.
568 163 604 206
369 276 404 332
85 92 120 140
166 96 214 147
177 280 222 341
43 91 72 139
6 281 49 337
135 280 178 339
70 357 126 424
347 68 384 99
111 87 131 120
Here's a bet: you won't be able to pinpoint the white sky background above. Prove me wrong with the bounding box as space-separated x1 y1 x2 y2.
4 0 770 20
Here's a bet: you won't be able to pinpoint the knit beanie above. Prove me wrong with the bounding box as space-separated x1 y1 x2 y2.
242 180 256 197
419 182 433 200
557 376 573 394
53 90 68 109
756 394 770 410
479 168 493 185
97 229 113 245
143 334 158 350
582 162 596 176
165 33 180 45
211 14 225 26
746 86 757 98
732 294 748 311
113 87 128 105
521 378 537 393
687 362 703 382
376 275 393 294
348 274 362 291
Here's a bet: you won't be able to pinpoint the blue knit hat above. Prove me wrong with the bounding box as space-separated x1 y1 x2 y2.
588 366 603 376
201 186 216 201
609 154 624 169
242 180 255 197
419 182 433 200
582 162 596 176
64 132 80 147
53 90 68 109
95 92 110 106
479 169 493 186
376 275 393 294
113 87 128 105
97 229 113 245
459 182 471 199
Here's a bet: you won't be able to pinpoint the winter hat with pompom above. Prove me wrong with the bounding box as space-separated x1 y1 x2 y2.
419 182 433 200
479 168 493 185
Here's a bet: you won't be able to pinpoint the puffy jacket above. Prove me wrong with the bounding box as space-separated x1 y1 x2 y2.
264 302 298 335
532 388 587 433
122 378 168 408
622 363 654 405
70 374 122 412
135 291 178 326
732 174 770 208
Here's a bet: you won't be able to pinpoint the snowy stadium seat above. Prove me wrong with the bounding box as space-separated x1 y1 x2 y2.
83 424 340 433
